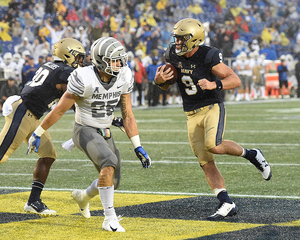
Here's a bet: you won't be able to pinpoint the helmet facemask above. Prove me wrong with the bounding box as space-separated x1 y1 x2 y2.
102 53 128 76
171 34 194 56
67 48 86 68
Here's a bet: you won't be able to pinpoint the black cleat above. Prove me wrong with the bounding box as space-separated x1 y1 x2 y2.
24 200 56 217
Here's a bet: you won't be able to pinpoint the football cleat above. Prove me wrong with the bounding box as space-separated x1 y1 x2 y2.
249 148 272 181
102 216 125 232
24 200 57 217
71 190 90 219
207 202 238 221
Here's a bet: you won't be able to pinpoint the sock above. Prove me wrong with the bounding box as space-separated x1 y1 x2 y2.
86 179 99 198
98 185 116 219
241 148 256 161
216 190 232 204
28 181 44 203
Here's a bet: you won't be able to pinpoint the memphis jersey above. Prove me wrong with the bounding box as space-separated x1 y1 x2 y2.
165 45 223 112
21 61 74 119
67 65 133 129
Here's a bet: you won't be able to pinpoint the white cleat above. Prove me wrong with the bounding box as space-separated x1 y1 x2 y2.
71 190 90 218
102 216 125 232
24 201 57 217
250 148 272 181
207 202 238 220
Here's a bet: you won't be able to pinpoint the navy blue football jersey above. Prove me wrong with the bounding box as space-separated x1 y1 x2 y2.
21 61 74 119
165 45 223 111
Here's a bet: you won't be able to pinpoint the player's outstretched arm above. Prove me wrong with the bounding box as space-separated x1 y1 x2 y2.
120 94 151 168
27 91 79 154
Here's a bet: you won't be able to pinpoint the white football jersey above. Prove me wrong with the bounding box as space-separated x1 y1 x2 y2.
67 65 133 129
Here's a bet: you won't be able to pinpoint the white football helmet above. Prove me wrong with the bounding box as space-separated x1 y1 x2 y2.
91 37 128 76
3 52 13 65
13 53 21 63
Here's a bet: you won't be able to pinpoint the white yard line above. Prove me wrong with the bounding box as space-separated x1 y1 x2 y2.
5 157 300 166
0 186 299 200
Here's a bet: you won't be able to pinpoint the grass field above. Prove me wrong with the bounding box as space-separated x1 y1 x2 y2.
0 98 300 239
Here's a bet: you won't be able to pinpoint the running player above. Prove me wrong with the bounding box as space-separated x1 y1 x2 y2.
0 38 86 216
27 37 151 232
154 18 272 220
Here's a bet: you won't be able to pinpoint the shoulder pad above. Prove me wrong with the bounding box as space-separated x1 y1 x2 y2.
205 47 220 65
164 47 172 63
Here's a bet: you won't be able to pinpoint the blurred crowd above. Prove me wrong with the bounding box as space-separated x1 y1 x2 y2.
0 0 300 110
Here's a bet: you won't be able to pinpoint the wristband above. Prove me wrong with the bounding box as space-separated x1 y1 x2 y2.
130 135 141 149
34 125 46 137
154 81 165 87
215 80 223 91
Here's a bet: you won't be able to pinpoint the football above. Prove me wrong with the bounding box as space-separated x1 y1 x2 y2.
163 63 177 85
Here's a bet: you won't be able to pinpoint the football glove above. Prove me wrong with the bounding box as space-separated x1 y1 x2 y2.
134 146 151 168
112 116 125 132
26 132 41 154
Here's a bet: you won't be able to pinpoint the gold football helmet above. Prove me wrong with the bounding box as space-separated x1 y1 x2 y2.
53 38 86 68
170 18 205 56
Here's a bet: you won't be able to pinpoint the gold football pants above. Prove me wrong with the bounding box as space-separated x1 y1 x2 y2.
0 99 57 164
185 103 226 166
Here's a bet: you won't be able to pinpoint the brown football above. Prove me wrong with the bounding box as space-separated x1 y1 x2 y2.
163 63 178 85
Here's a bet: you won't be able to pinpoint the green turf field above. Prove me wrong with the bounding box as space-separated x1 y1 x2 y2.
0 98 300 239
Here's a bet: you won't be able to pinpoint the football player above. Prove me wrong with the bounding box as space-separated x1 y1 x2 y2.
154 18 272 220
27 37 151 232
0 38 86 216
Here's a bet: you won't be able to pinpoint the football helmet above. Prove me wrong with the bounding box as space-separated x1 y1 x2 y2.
3 52 13 65
170 18 205 56
91 37 128 76
13 53 21 63
53 38 85 68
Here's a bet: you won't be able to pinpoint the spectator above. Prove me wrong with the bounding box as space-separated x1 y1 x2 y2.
160 25 171 50
33 3 45 20
15 37 33 55
277 56 289 98
236 51 251 101
0 77 20 112
250 39 260 52
24 11 36 28
45 0 55 14
279 32 289 46
75 26 90 51
0 19 12 41
132 51 146 106
45 20 66 45
11 20 23 38
146 56 161 106
21 26 35 43
12 53 25 86
0 52 17 80
295 56 300 98
46 54 53 62
23 56 39 85
38 55 45 67
54 0 67 18
188 3 203 16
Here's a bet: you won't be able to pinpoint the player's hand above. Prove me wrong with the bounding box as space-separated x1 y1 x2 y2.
134 146 151 168
26 133 41 154
197 79 215 90
112 116 125 132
